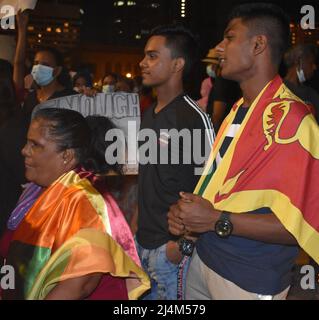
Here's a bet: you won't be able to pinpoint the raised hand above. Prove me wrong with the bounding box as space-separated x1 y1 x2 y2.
16 9 30 32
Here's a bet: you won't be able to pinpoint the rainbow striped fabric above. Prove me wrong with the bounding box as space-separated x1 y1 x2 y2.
6 169 150 299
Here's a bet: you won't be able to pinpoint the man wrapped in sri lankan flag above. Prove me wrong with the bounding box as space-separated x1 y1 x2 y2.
169 74 319 299
197 75 319 262
168 2 319 299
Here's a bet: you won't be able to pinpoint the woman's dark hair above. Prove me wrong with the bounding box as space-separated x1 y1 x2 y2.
85 116 122 175
33 108 122 175
36 47 72 90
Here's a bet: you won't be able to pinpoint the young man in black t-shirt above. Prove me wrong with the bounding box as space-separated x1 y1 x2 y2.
136 25 214 300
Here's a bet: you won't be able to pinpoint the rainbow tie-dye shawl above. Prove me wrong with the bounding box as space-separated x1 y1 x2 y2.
5 169 150 299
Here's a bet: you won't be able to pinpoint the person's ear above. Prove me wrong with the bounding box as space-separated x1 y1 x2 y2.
53 66 62 78
253 35 267 56
173 57 185 73
62 149 76 166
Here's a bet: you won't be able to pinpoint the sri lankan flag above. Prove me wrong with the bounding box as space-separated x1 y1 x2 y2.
4 169 150 300
195 75 319 264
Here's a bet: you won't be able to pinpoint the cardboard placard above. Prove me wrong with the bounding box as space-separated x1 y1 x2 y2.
0 0 37 13
33 92 141 175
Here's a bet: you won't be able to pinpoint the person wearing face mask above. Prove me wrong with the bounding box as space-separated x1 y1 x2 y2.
23 47 76 114
72 72 93 94
0 11 77 240
102 84 115 94
284 44 319 123
101 73 118 94
0 49 75 236
206 63 218 79
196 48 219 112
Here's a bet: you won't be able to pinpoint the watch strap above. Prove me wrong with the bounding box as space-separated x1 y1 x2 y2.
220 211 231 221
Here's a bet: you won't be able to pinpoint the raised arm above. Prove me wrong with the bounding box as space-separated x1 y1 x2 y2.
13 10 29 91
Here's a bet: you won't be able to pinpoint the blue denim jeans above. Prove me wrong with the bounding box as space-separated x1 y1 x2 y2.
135 240 179 300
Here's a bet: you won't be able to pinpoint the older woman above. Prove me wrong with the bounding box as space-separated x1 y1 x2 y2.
0 108 149 300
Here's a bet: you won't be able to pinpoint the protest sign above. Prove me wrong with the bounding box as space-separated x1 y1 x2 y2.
0 0 37 13
33 92 141 175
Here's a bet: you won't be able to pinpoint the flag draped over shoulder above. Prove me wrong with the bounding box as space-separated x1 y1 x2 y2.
6 169 150 299
195 75 319 264
27 229 150 300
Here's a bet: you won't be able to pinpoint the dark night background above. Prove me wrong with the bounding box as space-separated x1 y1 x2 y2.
80 0 319 53
78 0 319 90
7 0 317 95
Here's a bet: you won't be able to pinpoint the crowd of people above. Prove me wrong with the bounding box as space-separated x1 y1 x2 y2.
0 3 318 300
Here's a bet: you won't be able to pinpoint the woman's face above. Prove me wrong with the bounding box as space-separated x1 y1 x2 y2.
32 51 62 84
74 76 87 93
74 76 87 88
21 118 70 187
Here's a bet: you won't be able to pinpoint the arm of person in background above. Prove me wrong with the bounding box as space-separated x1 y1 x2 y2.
13 10 29 92
168 192 297 245
45 273 103 300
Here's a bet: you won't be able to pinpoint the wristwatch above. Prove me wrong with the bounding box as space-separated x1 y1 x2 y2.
178 237 195 256
214 212 233 238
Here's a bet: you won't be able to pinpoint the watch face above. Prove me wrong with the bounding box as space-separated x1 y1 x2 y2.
215 219 233 238
178 238 195 256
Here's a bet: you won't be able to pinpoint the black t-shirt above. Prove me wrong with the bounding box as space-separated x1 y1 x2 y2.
206 77 242 116
136 94 214 249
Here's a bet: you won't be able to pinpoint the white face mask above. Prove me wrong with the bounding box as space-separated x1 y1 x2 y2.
296 68 306 84
31 64 54 87
102 85 115 94
206 65 216 79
